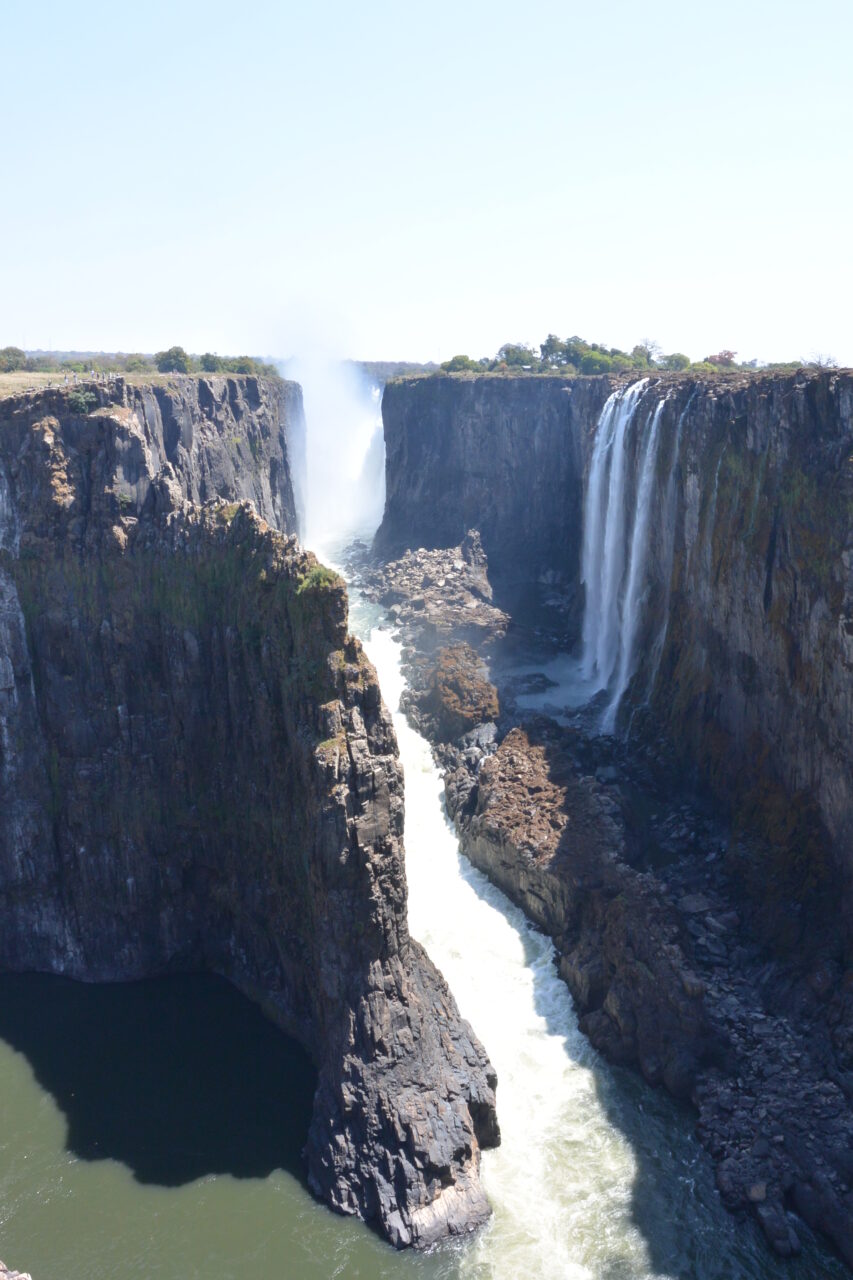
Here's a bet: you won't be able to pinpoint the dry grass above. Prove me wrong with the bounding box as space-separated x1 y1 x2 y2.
0 370 235 402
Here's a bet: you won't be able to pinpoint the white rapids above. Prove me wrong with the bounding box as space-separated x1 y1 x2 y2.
360 621 658 1280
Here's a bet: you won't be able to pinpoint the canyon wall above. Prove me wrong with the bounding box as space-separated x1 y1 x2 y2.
376 371 853 919
0 377 498 1248
376 375 612 582
644 373 853 934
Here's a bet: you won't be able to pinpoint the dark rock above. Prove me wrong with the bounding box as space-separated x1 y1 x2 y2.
0 381 499 1250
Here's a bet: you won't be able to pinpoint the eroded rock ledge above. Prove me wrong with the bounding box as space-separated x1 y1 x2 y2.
0 382 498 1249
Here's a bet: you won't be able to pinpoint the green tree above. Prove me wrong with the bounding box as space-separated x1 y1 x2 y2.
580 350 615 375
0 346 27 372
661 352 691 371
155 346 190 373
496 343 539 369
440 354 481 372
539 334 566 367
200 352 224 372
124 353 154 372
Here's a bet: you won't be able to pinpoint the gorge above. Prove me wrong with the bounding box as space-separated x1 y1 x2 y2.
0 364 852 1278
371 367 853 1268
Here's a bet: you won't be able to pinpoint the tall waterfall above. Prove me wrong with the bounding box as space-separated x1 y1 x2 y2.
580 380 668 732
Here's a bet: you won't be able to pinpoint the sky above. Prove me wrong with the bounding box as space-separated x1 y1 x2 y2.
2 0 852 365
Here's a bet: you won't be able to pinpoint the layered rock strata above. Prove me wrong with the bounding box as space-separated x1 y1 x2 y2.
0 381 498 1248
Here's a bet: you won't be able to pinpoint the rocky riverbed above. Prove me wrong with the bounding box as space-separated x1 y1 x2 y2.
354 533 853 1268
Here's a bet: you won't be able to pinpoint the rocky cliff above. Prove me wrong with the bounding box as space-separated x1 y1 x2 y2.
371 369 853 1264
377 370 853 927
376 375 612 584
0 377 498 1249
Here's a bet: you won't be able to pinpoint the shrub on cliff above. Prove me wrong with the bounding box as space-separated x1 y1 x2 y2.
68 389 97 414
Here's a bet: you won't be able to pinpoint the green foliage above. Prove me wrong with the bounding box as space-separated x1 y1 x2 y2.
440 354 482 372
201 352 223 372
124 353 154 372
497 342 538 368
296 564 339 595
68 389 97 414
155 346 191 373
429 331 810 379
0 346 27 372
660 352 691 371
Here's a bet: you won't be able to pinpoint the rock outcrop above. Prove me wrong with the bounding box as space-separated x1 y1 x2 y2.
0 379 498 1249
0 1263 31 1280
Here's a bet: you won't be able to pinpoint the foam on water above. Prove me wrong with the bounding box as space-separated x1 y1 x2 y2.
361 622 657 1280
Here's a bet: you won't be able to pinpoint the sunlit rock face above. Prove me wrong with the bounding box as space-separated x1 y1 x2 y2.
0 376 498 1250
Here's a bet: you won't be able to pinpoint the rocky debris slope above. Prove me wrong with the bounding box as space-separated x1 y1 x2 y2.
364 530 508 648
0 384 499 1248
357 521 853 1266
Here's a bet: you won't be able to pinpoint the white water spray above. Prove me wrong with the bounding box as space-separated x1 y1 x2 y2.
288 355 385 549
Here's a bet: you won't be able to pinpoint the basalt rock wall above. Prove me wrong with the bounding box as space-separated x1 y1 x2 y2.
0 380 498 1249
375 374 613 584
376 371 853 937
630 372 853 945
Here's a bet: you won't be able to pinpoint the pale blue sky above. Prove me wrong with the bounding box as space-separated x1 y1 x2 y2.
3 0 851 364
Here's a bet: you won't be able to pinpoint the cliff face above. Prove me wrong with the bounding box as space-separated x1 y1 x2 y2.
377 370 853 926
372 370 853 1264
0 379 498 1248
376 375 612 582
641 373 853 936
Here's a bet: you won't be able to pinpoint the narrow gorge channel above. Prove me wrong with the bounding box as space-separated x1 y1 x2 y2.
320 562 847 1280
301 367 849 1279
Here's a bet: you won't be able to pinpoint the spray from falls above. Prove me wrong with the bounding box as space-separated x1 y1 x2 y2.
286 356 385 555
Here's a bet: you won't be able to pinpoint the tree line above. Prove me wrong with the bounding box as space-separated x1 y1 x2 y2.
0 346 280 379
439 336 837 377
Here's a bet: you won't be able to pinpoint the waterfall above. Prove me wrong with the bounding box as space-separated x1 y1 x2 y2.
601 398 666 732
580 382 647 686
580 380 671 732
